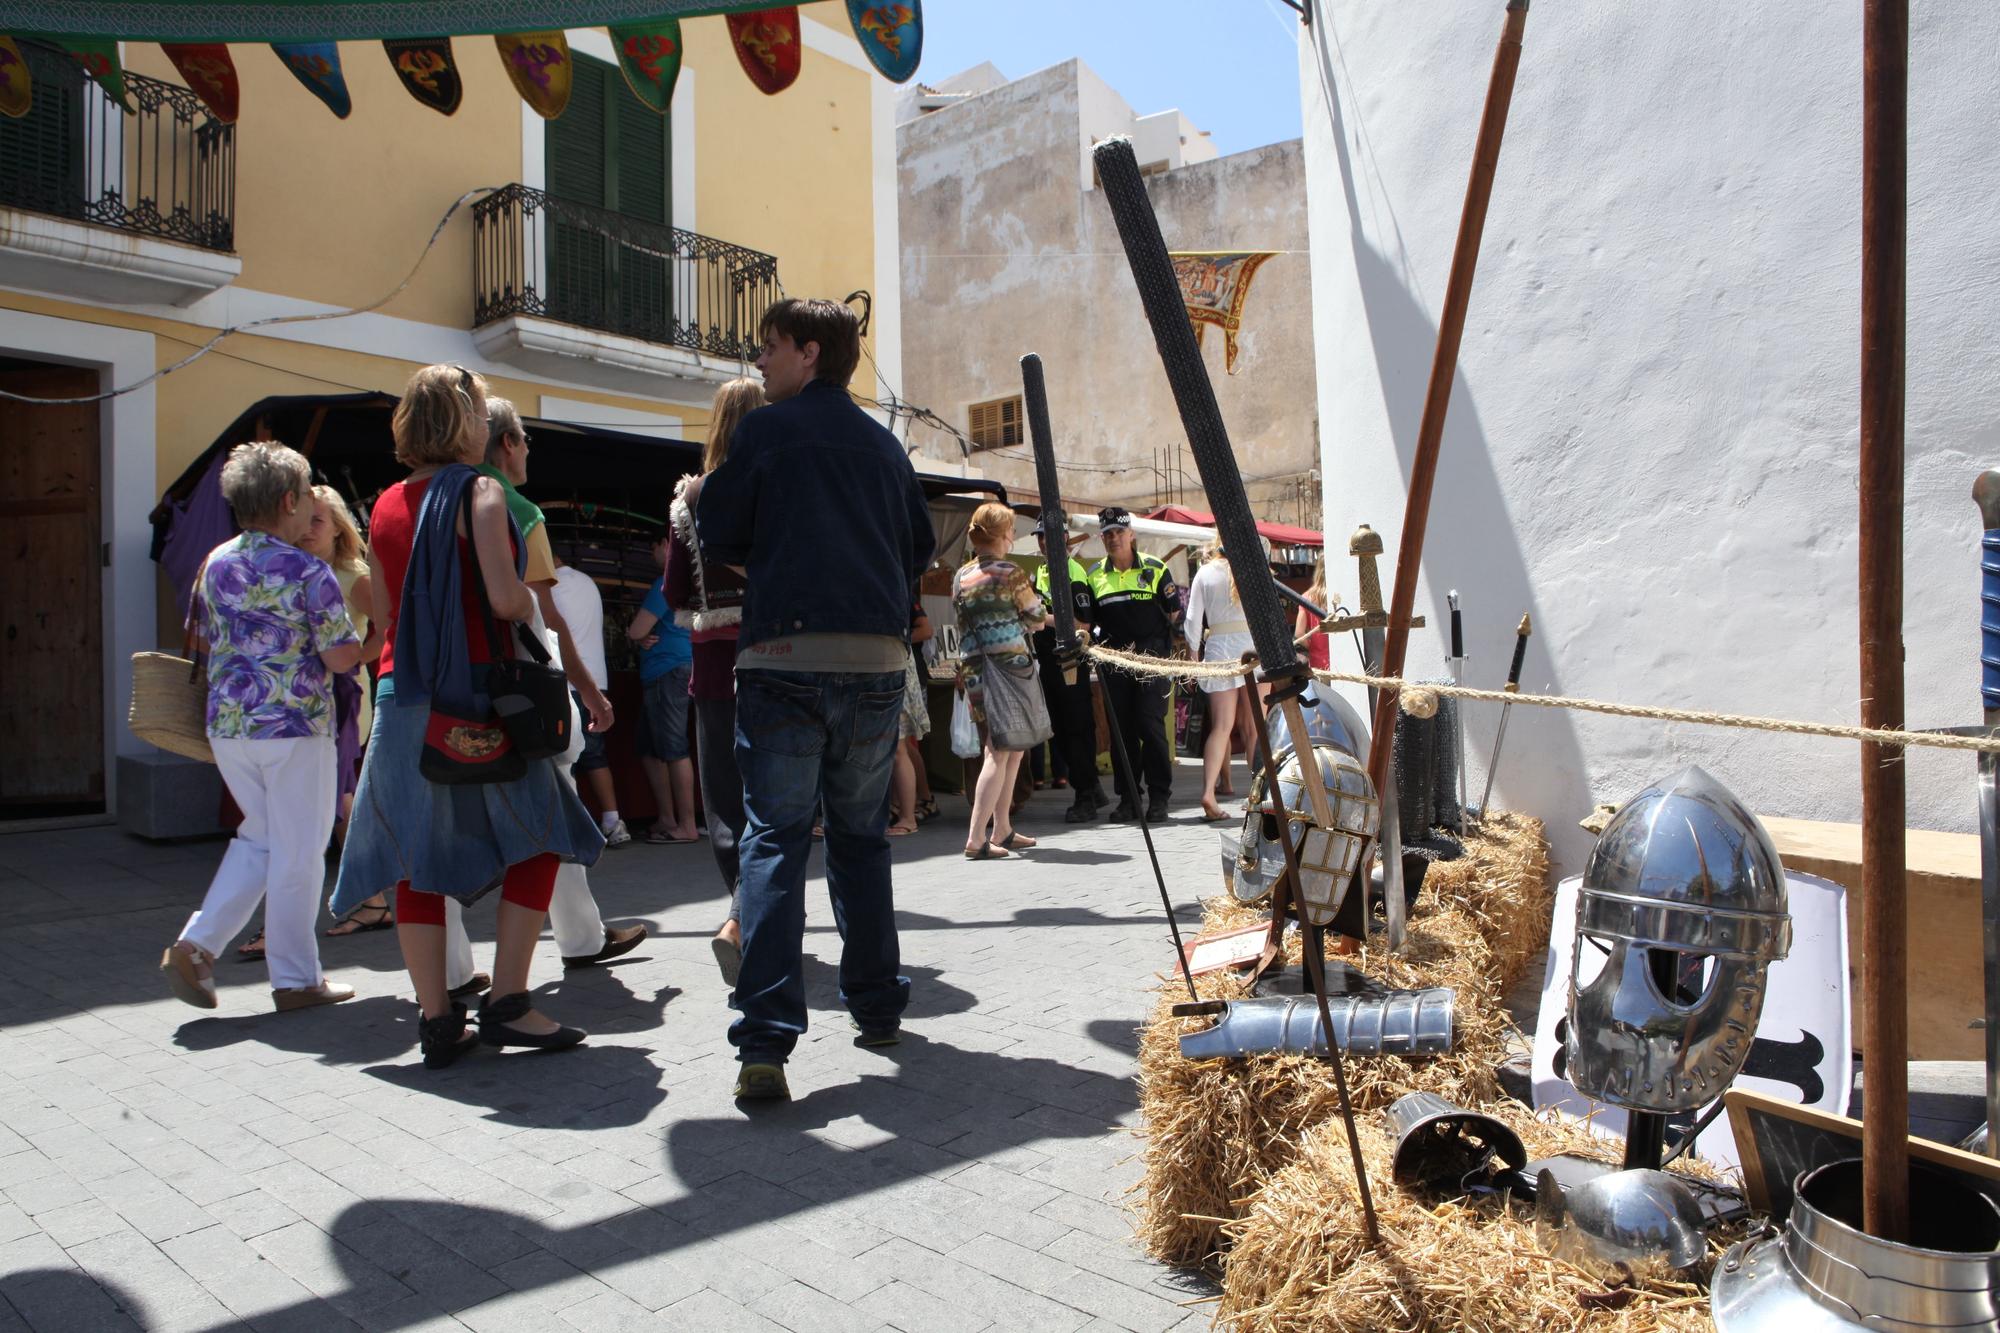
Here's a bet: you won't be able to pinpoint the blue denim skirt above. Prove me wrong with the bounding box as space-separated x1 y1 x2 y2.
330 684 605 914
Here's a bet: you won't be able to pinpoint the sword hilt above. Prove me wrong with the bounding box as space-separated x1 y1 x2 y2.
1505 613 1531 693
1352 525 1384 617
1448 590 1464 661
1976 472 2000 715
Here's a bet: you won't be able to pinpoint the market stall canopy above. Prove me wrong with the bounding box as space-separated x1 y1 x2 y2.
0 1 923 124
1142 504 1323 550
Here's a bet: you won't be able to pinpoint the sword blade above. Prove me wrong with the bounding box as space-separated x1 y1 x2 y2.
1479 704 1513 817
1361 626 1404 944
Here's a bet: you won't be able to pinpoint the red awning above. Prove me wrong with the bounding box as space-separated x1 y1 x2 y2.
1140 506 1323 549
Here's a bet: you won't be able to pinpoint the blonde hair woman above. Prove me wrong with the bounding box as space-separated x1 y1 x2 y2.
952 502 1051 859
661 376 762 982
329 364 604 1068
1185 536 1271 821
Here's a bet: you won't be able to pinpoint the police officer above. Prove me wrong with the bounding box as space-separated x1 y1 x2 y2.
1088 507 1181 822
1033 551 1109 824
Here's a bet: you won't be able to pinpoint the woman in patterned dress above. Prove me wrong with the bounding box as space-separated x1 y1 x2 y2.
952 503 1052 859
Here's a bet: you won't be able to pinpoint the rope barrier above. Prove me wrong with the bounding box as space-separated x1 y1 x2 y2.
1084 643 2000 756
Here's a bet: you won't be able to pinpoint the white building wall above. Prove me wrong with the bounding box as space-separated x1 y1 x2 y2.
1301 4 2000 873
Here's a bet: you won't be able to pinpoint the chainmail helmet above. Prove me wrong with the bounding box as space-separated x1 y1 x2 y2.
1234 687 1372 904
1566 766 1791 1113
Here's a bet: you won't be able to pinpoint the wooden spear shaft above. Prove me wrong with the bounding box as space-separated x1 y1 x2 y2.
1363 0 1529 808
1859 0 1910 1243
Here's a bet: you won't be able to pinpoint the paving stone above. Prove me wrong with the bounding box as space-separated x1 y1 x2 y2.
0 777 1243 1330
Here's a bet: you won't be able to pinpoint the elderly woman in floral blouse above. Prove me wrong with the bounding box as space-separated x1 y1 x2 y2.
160 442 380 1012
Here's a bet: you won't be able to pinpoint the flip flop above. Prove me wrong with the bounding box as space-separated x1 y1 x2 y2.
996 832 1036 850
887 824 919 837
711 933 742 986
325 902 393 937
235 931 266 961
963 842 1010 860
644 829 699 845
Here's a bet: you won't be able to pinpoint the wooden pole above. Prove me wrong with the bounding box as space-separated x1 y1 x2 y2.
1859 0 1910 1243
1364 1 1529 809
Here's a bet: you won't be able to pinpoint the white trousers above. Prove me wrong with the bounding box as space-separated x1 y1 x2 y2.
444 691 604 987
181 735 336 991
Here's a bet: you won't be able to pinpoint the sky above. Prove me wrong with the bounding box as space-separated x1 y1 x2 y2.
906 0 1307 156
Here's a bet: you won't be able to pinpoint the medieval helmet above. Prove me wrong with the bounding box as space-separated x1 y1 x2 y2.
1565 766 1791 1113
1234 687 1370 904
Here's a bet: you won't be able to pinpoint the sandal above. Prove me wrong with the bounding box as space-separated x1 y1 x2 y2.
963 842 1011 860
235 931 266 961
996 832 1037 850
915 797 940 824
161 941 217 1010
324 902 393 937
888 821 919 837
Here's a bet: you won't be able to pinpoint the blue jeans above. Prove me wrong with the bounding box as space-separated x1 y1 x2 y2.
729 668 909 1063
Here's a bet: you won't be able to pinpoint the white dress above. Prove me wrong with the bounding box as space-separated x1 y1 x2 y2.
1187 559 1255 694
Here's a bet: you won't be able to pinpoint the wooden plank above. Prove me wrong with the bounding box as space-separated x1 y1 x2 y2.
1761 812 1983 1061
0 366 104 810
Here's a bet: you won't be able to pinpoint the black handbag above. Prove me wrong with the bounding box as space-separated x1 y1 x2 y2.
418 486 571 785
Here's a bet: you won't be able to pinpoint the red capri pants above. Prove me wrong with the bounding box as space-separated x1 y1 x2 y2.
393 853 559 925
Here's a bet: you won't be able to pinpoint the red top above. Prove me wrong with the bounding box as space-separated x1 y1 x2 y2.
370 475 514 677
1307 629 1331 672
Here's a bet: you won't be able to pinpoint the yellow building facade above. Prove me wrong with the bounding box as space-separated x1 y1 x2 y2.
0 6 902 824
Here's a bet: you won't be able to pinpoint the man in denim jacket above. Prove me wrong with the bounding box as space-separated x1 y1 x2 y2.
697 298 936 1101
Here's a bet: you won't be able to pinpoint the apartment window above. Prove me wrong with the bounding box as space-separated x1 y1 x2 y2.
968 395 1024 451
545 52 672 336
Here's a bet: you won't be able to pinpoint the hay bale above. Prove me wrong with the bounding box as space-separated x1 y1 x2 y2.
1137 816 1551 1268
1422 812 1554 993
1216 1110 1737 1332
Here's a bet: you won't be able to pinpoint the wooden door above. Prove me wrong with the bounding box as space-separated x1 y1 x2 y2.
0 364 104 815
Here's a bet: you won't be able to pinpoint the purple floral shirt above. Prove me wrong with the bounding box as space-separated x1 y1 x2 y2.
198 531 358 740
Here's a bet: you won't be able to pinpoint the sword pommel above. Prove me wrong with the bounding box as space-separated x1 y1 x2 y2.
1975 470 2000 532
1350 525 1385 617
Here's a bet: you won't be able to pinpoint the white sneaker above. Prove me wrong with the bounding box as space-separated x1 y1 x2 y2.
603 818 632 848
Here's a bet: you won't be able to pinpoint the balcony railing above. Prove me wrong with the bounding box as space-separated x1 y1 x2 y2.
0 41 235 252
472 183 779 361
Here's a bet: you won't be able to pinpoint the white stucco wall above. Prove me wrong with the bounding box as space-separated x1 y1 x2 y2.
1301 5 2000 873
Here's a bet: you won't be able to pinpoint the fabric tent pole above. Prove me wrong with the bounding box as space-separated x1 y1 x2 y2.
1858 0 1910 1244
1361 0 1528 820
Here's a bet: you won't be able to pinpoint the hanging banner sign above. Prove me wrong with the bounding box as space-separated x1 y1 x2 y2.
495 30 571 119
726 7 801 96
1170 251 1278 375
610 19 681 113
161 43 240 123
383 36 460 115
0 37 31 118
271 41 350 118
845 2 921 84
55 34 130 111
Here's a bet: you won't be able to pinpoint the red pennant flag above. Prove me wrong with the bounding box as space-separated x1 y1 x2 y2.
726 8 802 96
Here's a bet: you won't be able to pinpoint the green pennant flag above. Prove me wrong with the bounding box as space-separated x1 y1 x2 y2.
53 34 130 111
609 19 681 113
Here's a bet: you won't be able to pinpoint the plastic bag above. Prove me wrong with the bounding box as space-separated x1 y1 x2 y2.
950 688 981 759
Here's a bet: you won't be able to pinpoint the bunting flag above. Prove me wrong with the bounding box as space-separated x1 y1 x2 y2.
54 35 130 111
845 1 921 84
609 19 681 113
494 31 571 119
382 36 460 114
271 41 351 117
726 8 801 96
161 43 240 122
1170 251 1279 375
0 37 31 118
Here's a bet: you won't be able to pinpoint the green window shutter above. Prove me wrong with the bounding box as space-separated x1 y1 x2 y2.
542 52 672 340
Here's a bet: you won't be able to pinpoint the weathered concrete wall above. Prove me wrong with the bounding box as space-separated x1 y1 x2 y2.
899 61 1318 519
1301 5 2000 872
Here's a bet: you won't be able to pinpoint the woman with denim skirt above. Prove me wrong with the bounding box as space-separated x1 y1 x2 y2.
330 364 606 1068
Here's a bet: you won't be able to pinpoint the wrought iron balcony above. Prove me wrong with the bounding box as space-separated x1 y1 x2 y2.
473 183 779 361
0 40 235 252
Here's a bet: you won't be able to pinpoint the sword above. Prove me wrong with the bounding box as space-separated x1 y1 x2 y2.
1477 613 1532 819
1021 352 1196 1002
1975 470 2000 1157
1448 591 1468 830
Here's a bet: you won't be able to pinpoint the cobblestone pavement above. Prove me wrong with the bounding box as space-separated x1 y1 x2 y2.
0 762 1237 1331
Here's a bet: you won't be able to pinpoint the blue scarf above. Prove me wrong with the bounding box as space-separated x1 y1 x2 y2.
391 463 524 708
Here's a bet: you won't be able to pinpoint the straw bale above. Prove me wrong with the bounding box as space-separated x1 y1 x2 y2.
1216 1110 1739 1332
1137 816 1551 1267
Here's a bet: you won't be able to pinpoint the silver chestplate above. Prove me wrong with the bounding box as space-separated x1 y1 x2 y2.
1566 766 1792 1113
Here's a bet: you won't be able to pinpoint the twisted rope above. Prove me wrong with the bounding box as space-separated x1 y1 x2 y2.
1085 644 2000 756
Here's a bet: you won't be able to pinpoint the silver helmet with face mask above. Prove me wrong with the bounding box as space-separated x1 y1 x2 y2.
1565 766 1791 1113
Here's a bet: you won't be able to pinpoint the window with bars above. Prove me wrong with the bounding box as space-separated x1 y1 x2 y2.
545 51 672 340
967 395 1024 451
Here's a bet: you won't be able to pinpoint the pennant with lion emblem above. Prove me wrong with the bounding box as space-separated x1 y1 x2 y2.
726 8 801 96
1170 251 1278 375
845 1 921 84
495 31 571 119
55 35 129 111
383 37 460 115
